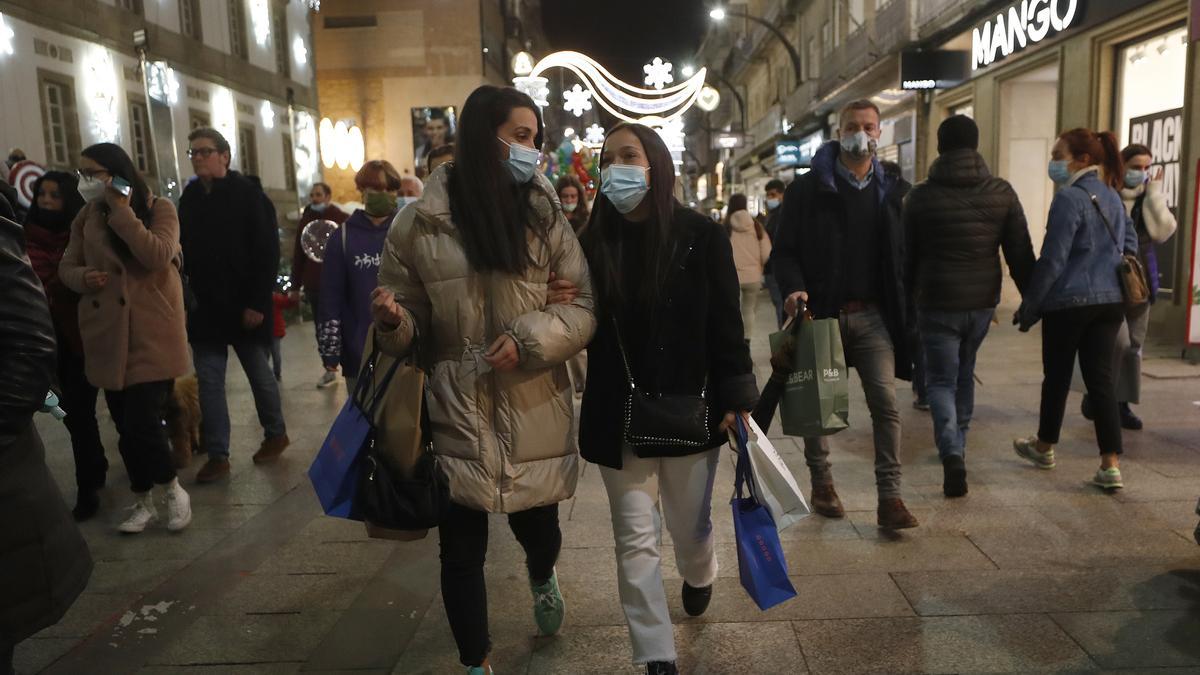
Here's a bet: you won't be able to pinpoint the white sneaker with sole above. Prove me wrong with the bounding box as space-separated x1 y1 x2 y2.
163 478 193 531
317 370 337 389
117 493 159 534
1092 467 1124 490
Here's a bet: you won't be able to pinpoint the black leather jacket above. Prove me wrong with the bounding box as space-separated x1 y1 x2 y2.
0 215 56 450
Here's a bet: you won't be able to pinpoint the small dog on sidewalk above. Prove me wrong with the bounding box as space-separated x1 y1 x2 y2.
166 374 202 469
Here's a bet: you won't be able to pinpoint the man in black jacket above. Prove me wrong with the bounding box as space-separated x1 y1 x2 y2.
774 99 917 530
762 178 787 327
179 128 288 484
904 115 1035 498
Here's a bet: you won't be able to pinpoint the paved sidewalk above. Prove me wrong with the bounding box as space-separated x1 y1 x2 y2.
17 295 1200 674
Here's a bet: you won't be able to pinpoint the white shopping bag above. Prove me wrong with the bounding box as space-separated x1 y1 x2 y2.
743 416 810 531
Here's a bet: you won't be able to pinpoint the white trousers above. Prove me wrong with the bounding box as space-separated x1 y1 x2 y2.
599 446 720 664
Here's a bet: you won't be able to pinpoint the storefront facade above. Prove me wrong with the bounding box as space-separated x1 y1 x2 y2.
921 0 1197 348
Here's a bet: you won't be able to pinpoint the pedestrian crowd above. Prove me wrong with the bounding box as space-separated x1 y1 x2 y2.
1 83 1196 675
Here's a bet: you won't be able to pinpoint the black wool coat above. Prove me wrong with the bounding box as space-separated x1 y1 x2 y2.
0 216 92 645
178 171 279 345
773 141 912 380
579 205 759 469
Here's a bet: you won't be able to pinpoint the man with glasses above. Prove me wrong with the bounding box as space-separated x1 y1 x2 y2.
178 128 288 483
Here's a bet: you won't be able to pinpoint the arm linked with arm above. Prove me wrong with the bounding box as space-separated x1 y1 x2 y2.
1001 187 1036 295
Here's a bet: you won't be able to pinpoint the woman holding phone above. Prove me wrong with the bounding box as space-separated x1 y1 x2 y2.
59 143 193 534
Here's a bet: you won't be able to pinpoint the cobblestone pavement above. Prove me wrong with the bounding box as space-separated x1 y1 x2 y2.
17 294 1200 674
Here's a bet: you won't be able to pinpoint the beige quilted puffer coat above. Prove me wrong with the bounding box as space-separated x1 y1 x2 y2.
374 165 595 513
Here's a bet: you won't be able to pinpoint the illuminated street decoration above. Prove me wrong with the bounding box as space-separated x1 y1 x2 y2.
293 36 308 66
562 84 593 117
512 51 534 76
584 124 606 146
85 46 121 142
212 87 239 163
260 101 275 130
0 13 14 56
319 117 365 171
250 0 271 46
294 110 319 187
643 57 674 90
513 51 707 124
696 85 720 112
147 61 180 105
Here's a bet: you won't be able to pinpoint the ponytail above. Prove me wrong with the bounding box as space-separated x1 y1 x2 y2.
1096 132 1123 190
1059 127 1124 190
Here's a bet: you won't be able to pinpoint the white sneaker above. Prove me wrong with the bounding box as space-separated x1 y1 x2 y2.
117 493 159 534
316 370 337 389
163 478 192 532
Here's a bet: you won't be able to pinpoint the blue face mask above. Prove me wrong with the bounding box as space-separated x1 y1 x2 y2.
310 201 329 213
601 164 650 215
1048 159 1071 185
766 198 780 210
395 196 419 210
498 137 540 184
1124 168 1147 189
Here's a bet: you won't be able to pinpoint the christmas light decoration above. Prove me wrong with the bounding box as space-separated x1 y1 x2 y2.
250 0 271 46
696 85 721 112
0 13 15 56
292 35 308 65
147 61 180 105
260 101 275 130
562 84 592 117
643 57 674 90
212 87 239 163
319 117 364 170
584 124 606 146
84 46 121 142
513 51 707 124
512 51 534 76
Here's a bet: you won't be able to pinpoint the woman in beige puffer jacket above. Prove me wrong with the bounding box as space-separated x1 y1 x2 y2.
726 193 772 341
370 85 595 673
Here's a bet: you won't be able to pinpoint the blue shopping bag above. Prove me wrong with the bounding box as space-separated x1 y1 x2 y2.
308 352 401 519
730 417 797 611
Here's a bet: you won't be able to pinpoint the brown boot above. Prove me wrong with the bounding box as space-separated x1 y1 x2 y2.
810 483 845 518
877 498 919 530
196 458 231 484
252 434 290 464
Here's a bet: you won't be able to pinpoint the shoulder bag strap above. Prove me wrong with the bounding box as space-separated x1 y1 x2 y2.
1072 185 1122 254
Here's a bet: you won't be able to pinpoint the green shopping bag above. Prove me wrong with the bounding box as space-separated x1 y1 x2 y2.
769 316 849 437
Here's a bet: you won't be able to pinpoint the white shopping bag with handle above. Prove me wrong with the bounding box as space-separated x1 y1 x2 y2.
744 416 810 531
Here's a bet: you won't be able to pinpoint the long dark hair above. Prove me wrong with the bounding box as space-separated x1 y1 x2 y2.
81 143 154 224
580 122 679 313
25 170 86 232
1059 128 1123 191
447 85 550 275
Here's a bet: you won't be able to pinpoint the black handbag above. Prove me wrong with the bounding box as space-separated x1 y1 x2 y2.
614 318 711 447
352 340 449 533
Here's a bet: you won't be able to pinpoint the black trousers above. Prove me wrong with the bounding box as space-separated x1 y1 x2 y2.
440 501 561 667
304 289 321 349
57 346 107 490
1 641 13 675
104 380 177 493
1039 303 1124 456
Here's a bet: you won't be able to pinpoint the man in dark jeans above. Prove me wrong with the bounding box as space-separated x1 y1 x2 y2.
904 115 1036 497
761 178 787 327
179 128 288 483
774 99 917 530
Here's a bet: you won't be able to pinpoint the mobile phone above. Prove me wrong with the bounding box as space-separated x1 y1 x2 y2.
111 176 133 196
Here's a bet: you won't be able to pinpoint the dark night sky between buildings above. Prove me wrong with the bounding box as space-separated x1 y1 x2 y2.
540 1 710 84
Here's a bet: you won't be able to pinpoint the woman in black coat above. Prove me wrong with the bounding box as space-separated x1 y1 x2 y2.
0 215 92 674
575 123 757 675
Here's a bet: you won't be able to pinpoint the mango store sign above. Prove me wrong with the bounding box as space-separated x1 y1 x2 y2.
972 0 1080 70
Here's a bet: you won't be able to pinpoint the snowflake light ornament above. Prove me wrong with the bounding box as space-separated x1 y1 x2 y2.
643 57 674 90
562 84 593 117
584 124 606 146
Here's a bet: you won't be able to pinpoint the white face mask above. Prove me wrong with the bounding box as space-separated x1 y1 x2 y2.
78 176 108 202
562 201 578 213
839 130 877 160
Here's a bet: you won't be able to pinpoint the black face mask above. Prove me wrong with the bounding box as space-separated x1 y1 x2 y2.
35 208 73 232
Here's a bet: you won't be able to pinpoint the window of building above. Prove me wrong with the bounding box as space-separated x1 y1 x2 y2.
847 0 865 32
281 132 296 191
117 0 144 14
189 109 210 131
822 21 832 55
180 0 202 41
228 0 248 59
129 99 157 176
238 124 259 175
272 1 290 78
833 2 841 46
37 71 81 169
807 36 819 79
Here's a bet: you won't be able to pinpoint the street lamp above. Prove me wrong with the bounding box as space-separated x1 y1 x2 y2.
709 5 803 83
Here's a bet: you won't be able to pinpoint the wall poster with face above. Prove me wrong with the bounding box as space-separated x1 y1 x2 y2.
412 106 457 176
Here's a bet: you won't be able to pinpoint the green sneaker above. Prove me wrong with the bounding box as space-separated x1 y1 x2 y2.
1093 467 1124 490
1014 437 1056 469
530 569 565 636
